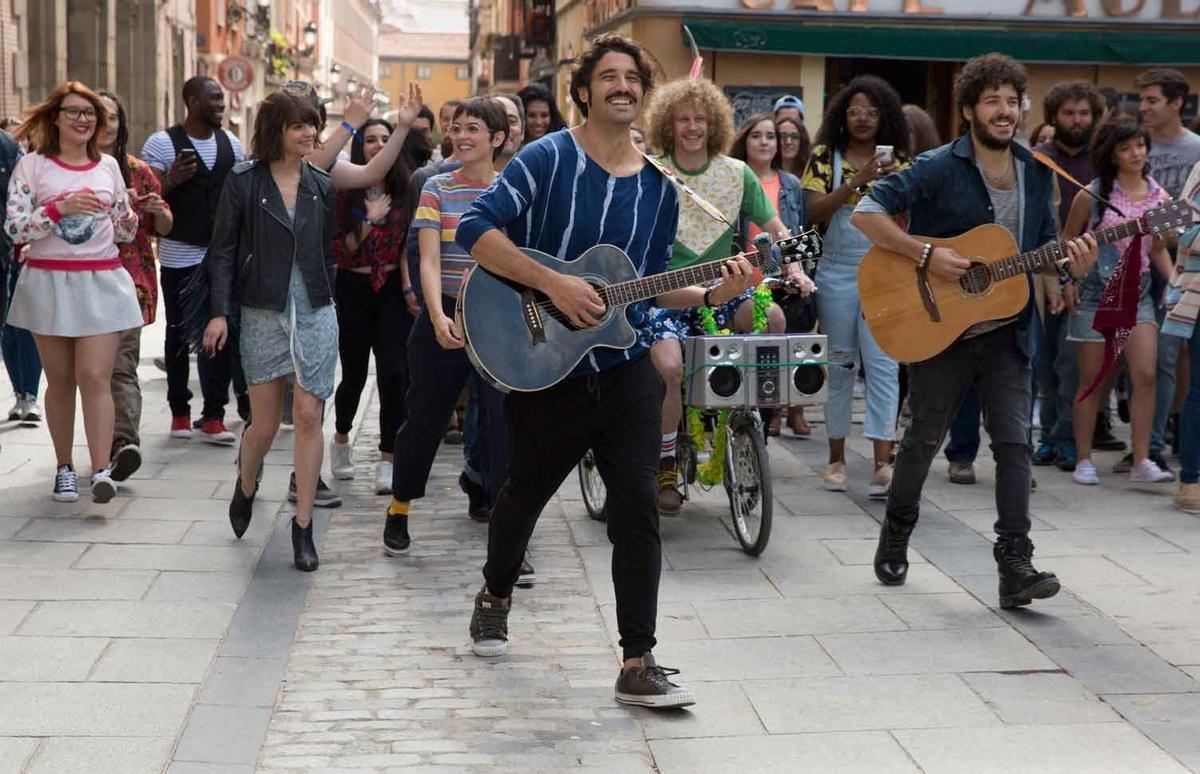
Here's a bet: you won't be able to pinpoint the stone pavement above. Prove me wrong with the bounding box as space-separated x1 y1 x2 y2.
3 317 1200 772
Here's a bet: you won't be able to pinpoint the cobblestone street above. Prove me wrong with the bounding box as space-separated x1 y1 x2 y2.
2 324 1200 772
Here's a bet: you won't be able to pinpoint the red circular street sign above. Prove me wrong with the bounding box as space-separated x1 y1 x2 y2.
218 56 254 93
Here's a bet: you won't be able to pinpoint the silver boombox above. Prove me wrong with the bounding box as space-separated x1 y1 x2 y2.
684 334 828 410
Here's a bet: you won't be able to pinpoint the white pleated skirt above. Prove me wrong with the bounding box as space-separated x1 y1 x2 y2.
6 265 144 337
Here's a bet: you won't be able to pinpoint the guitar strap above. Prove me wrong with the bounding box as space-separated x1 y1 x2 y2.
1031 150 1126 218
639 151 736 229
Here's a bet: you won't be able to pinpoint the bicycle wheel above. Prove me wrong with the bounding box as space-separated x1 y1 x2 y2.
725 413 773 556
579 449 607 521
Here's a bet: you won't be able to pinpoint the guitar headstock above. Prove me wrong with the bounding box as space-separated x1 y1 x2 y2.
1144 200 1196 236
776 229 823 263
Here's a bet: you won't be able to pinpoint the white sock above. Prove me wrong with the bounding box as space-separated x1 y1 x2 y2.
661 432 678 460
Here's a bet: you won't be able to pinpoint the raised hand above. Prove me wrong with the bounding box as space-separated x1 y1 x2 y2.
393 82 424 129
343 83 378 128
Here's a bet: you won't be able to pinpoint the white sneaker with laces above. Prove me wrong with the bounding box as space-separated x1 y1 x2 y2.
1130 458 1173 484
91 467 117 504
330 440 354 480
53 465 78 503
1073 459 1099 486
21 394 41 422
375 460 393 495
7 396 24 421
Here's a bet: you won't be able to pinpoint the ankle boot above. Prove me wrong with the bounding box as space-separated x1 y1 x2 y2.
229 476 256 539
994 535 1059 609
874 516 914 586
292 517 319 572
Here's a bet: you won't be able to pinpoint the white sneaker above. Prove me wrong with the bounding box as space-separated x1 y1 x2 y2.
1073 459 1099 486
7 396 23 421
20 394 41 422
91 467 117 504
53 465 78 503
330 440 354 480
1130 458 1173 484
375 460 393 495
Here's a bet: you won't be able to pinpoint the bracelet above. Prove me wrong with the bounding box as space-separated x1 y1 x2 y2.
341 120 363 142
403 287 415 296
703 287 717 308
916 242 933 269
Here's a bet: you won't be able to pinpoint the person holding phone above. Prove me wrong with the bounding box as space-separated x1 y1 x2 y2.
803 75 910 498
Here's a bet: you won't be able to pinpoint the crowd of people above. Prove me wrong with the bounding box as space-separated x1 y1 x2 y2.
1 35 1199 710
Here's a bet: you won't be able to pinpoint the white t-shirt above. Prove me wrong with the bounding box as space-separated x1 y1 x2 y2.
141 128 244 269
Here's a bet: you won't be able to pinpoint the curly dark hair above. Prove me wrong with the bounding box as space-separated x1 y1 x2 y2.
954 53 1027 118
569 33 654 119
813 75 909 155
730 113 782 169
1135 67 1190 107
1090 116 1151 220
1043 81 1104 125
335 118 415 237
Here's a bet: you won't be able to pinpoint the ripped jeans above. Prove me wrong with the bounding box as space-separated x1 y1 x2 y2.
886 324 1033 539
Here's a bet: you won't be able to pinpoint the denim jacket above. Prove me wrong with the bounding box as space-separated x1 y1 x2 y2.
737 169 806 249
857 134 1057 357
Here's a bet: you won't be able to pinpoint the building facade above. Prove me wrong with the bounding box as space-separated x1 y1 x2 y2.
554 0 1200 137
379 28 471 122
471 0 555 94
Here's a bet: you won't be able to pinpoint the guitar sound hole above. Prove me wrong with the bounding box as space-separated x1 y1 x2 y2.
958 262 993 295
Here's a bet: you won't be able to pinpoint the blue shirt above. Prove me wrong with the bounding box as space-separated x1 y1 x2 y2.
457 131 680 375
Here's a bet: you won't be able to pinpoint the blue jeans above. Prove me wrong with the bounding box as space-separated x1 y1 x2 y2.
1151 327 1182 455
1036 310 1077 444
1179 328 1200 484
0 262 41 396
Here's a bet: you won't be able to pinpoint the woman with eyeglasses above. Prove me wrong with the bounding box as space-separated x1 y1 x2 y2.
776 116 811 179
803 75 911 498
4 81 143 503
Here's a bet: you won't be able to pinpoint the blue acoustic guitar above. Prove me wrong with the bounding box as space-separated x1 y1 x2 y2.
458 231 823 393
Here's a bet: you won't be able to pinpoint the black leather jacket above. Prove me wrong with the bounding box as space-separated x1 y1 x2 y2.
207 159 336 317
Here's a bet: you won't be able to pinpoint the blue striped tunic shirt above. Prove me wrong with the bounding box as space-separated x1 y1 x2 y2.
456 130 679 377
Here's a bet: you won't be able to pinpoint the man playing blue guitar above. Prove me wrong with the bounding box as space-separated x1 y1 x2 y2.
852 54 1098 610
454 34 755 708
641 78 815 516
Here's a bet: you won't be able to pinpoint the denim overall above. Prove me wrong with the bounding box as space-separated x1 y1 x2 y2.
814 150 899 441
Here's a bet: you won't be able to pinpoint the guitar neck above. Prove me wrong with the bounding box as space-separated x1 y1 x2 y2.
990 217 1145 280
599 248 766 306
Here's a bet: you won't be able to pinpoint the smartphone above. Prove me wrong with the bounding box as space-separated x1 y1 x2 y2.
874 145 894 165
178 148 197 164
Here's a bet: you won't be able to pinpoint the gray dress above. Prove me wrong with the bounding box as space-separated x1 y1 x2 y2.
238 208 339 400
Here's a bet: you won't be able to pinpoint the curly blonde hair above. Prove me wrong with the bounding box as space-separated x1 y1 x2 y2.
643 78 734 159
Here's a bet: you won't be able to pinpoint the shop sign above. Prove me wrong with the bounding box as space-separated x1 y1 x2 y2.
217 56 254 93
724 85 804 126
717 0 1200 19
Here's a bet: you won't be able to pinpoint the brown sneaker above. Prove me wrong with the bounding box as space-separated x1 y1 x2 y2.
822 461 847 492
1176 482 1200 514
657 457 682 517
787 406 811 436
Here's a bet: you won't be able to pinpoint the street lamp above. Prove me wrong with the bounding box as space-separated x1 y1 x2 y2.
346 75 358 97
330 63 341 87
302 22 318 51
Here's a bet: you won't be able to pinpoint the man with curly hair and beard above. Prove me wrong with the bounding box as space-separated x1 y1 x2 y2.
641 78 814 516
851 53 1099 610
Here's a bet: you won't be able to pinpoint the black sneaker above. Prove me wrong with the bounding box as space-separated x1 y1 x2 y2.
383 513 410 555
458 472 490 523
1093 414 1127 452
53 465 78 503
288 473 342 508
110 444 142 482
469 586 511 657
1032 441 1057 466
516 556 536 588
614 653 696 709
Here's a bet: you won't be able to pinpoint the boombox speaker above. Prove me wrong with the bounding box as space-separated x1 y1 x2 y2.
684 335 748 409
787 334 828 405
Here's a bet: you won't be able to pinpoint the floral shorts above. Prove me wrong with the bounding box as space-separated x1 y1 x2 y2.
645 287 756 344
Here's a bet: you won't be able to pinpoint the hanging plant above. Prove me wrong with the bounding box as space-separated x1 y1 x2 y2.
267 29 295 79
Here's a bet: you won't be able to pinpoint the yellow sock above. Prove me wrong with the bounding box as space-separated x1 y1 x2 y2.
387 498 410 517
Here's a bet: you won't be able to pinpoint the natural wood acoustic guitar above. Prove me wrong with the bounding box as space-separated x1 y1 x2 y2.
857 201 1193 363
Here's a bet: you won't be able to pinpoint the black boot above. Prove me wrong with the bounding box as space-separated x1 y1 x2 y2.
874 516 914 586
994 535 1059 609
229 476 256 539
292 517 319 572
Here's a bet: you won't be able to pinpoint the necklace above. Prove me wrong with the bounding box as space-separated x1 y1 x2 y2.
979 149 1015 189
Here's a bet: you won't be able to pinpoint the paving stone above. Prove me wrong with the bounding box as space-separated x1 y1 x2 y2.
637 681 765 739
0 601 34 633
91 638 220 683
1102 693 1200 756
28 737 173 774
817 628 1057 675
0 635 107 681
693 596 905 638
653 636 841 681
894 723 1190 773
1043 644 1199 694
166 762 255 774
19 600 235 638
0 541 87 568
145 571 253 604
173 704 272 765
196 657 286 707
76 544 260 573
879 592 1007 630
821 537 928 566
120 496 265 521
650 731 920 773
0 737 39 771
741 674 999 733
760 560 963 597
0 568 155 600
1031 528 1185 557
962 672 1121 725
0 683 195 736
14 517 191 544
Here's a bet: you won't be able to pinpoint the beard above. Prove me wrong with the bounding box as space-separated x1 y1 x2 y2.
1055 123 1093 148
970 119 1013 151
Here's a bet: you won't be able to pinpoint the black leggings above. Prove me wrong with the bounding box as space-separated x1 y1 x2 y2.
333 270 412 453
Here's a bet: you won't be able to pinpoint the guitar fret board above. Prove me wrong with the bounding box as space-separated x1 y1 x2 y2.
990 219 1142 280
599 250 766 306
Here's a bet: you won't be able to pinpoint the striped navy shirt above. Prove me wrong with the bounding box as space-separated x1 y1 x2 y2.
456 130 679 376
